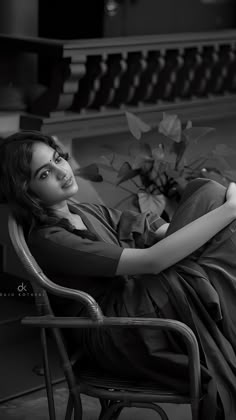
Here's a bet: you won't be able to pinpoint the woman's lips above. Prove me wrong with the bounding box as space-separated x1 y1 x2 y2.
62 176 73 188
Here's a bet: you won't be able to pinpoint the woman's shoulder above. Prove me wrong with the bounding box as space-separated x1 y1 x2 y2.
28 223 67 243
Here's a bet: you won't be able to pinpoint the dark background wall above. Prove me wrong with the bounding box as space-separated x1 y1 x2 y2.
38 0 104 39
104 0 236 37
38 0 236 39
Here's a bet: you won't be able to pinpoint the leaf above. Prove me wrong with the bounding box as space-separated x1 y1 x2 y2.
97 155 117 173
125 111 151 140
138 191 166 215
170 140 187 169
157 160 171 174
158 112 182 142
75 164 103 182
183 127 214 143
222 169 236 182
132 155 153 170
116 162 139 185
165 176 188 200
152 144 165 160
174 176 189 192
212 144 236 157
99 155 114 166
201 169 229 186
159 151 176 165
206 154 230 171
129 142 152 159
185 120 192 130
166 168 182 179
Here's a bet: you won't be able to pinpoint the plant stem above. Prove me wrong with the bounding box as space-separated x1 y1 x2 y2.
187 156 209 169
130 178 141 188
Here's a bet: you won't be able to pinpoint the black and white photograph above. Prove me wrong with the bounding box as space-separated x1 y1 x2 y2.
0 1 236 419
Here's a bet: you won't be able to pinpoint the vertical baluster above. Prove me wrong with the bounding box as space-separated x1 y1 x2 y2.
202 46 219 96
151 49 182 102
112 51 147 107
127 51 147 105
168 49 185 101
174 48 197 99
223 45 236 93
190 46 207 98
127 50 148 106
92 53 127 110
55 57 86 113
218 46 233 94
148 50 166 103
106 54 127 108
140 51 164 103
208 45 224 95
73 55 108 111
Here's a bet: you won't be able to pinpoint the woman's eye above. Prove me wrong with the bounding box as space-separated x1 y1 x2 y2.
55 155 62 163
40 170 50 180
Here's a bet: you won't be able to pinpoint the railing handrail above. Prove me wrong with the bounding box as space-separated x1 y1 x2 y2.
0 30 236 56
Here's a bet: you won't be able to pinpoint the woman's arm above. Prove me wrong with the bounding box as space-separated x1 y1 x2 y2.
116 183 236 276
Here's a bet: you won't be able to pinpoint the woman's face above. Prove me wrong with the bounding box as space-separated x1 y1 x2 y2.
28 142 78 208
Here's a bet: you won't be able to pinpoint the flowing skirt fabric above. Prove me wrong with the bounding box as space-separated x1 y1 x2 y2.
75 179 236 420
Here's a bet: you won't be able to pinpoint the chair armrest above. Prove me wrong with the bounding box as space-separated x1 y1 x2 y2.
22 314 201 401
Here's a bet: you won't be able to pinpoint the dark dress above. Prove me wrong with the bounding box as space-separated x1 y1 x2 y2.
28 178 236 420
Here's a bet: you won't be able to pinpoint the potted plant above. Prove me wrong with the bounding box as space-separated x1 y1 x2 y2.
75 112 236 221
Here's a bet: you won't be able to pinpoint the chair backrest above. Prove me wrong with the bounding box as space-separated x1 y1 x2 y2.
8 212 104 321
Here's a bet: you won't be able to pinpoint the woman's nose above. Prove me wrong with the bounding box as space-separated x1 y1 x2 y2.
55 166 67 180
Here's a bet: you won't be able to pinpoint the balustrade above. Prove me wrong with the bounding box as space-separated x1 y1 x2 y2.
0 31 236 139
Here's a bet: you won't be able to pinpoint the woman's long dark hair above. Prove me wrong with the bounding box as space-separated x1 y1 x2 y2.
0 130 97 240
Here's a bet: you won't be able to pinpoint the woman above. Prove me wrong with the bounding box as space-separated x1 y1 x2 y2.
1 131 236 419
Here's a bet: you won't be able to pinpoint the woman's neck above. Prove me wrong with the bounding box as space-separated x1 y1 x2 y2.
49 201 70 219
50 202 87 231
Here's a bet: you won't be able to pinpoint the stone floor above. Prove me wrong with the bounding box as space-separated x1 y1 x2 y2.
0 382 191 420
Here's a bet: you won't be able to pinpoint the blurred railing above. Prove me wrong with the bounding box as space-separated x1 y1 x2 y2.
0 31 236 137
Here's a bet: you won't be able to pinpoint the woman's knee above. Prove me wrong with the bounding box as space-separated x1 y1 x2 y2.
180 178 226 209
166 178 227 235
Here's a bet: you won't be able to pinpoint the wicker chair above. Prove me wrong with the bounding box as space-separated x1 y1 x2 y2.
8 212 202 420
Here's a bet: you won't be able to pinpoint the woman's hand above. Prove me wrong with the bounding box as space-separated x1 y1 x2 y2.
225 182 236 217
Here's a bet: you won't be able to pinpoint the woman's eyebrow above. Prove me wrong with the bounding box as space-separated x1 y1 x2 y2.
33 150 57 178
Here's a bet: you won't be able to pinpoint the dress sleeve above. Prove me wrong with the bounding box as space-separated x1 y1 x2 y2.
28 226 123 278
89 204 167 248
111 208 166 248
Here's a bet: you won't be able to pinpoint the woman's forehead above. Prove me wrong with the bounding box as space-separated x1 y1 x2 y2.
30 142 55 170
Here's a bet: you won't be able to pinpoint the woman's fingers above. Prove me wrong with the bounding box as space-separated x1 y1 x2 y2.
226 182 236 214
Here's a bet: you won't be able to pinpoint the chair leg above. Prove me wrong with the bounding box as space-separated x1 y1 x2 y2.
64 390 83 420
41 328 56 420
99 400 124 420
110 406 124 420
65 394 74 420
191 402 200 420
71 389 83 420
99 401 124 420
99 399 109 420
